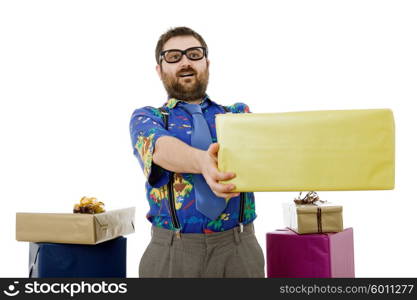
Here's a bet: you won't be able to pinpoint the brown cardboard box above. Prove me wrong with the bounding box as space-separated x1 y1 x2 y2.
283 202 343 234
16 207 135 244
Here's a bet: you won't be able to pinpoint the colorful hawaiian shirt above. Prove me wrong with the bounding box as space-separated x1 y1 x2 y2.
129 94 257 233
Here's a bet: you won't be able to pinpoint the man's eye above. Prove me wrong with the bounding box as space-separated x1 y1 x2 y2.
188 51 202 59
168 54 180 61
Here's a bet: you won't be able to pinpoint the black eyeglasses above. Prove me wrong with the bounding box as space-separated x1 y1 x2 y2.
160 47 207 64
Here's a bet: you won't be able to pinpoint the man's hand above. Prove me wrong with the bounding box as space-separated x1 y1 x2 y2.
197 143 240 200
154 137 240 200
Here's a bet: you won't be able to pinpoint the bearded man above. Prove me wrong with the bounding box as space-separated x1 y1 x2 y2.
129 26 264 278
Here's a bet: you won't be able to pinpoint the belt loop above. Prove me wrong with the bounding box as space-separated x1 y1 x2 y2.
171 229 181 247
233 227 241 244
169 230 175 246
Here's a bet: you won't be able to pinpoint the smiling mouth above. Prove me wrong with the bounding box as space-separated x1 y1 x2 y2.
178 73 195 78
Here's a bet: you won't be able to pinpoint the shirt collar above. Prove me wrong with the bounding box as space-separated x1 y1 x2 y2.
163 94 211 109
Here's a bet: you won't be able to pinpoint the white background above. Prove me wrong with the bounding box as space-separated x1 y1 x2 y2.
1 0 416 277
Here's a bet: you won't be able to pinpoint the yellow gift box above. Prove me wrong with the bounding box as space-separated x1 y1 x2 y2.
216 109 395 191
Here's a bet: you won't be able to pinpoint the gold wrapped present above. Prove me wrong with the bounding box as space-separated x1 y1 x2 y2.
216 109 395 192
282 192 343 234
16 207 135 245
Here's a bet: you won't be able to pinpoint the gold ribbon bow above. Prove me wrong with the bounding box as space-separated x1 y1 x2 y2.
293 191 324 205
73 196 105 214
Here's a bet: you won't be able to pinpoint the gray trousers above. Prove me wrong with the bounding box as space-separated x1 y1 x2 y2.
139 223 265 278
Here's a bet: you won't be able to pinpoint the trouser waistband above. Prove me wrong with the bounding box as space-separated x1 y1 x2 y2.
150 223 255 246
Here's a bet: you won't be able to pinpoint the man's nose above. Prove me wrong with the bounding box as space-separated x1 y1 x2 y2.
178 53 193 67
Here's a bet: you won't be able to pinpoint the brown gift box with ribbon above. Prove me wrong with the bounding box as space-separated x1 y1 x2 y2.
282 192 343 234
16 207 135 245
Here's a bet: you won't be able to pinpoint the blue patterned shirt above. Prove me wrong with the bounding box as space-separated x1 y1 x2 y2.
129 95 257 233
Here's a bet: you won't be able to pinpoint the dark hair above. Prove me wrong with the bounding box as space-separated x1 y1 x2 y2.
155 26 208 64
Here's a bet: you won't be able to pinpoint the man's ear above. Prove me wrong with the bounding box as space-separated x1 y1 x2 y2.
156 64 162 80
206 58 210 68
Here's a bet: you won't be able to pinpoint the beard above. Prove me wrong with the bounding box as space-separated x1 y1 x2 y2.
161 65 209 102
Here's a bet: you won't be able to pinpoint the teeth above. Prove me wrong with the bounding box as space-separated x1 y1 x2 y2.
179 73 194 77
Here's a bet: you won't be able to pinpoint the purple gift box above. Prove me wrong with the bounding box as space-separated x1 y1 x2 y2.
266 227 355 278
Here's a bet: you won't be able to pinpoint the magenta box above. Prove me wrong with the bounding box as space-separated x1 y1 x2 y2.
266 227 355 278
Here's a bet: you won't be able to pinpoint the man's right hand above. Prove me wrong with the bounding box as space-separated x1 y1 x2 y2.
154 137 240 199
197 143 240 200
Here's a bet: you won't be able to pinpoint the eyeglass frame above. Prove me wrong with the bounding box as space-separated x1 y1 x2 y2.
159 46 208 64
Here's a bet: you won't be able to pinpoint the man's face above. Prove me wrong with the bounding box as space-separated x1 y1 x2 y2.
156 35 210 102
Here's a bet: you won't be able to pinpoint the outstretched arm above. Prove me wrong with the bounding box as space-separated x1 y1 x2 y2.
153 137 239 199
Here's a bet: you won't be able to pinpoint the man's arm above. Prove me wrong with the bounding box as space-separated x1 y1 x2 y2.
153 136 239 199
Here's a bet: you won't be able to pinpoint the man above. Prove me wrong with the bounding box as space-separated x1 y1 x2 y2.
129 26 264 278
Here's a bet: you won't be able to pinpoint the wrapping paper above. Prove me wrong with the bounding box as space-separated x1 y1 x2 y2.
282 202 343 234
16 207 135 245
266 228 355 278
29 237 126 278
216 109 395 191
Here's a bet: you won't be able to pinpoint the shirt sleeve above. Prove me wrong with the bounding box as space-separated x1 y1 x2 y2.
226 102 252 114
129 106 174 187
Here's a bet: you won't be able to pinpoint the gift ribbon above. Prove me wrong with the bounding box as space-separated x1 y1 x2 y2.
294 191 326 233
293 191 322 205
317 207 322 233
